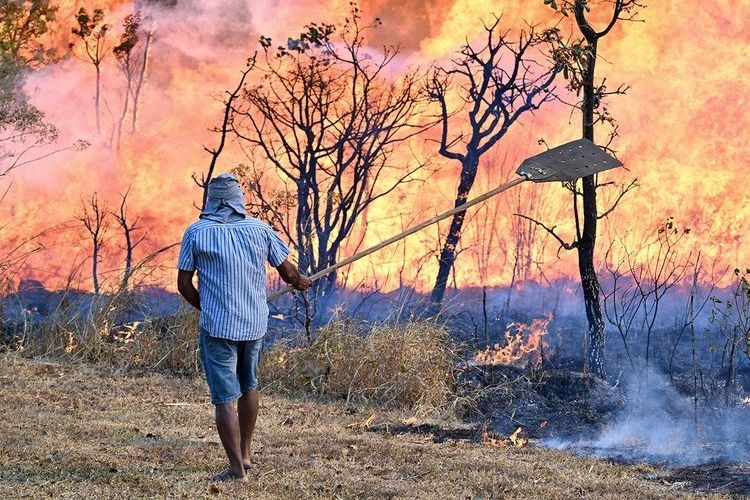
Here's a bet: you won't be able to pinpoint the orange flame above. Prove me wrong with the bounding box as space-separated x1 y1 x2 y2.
474 314 552 367
482 427 528 448
1 0 748 293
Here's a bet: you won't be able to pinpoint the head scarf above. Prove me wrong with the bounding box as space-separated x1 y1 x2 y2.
200 172 247 223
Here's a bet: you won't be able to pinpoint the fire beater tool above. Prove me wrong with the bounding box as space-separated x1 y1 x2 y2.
267 138 623 302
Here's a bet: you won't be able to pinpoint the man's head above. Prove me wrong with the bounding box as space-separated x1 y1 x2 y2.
201 172 246 221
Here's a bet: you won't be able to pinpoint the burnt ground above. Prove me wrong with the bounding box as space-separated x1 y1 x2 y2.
463 365 623 440
367 364 750 497
651 464 750 497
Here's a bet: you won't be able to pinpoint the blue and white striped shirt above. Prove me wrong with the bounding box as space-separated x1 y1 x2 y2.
177 217 290 341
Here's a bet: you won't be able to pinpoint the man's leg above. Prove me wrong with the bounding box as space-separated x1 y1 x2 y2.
236 339 263 469
215 402 248 481
238 389 259 467
199 330 248 481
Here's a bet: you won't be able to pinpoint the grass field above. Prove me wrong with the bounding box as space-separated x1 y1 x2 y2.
0 356 721 499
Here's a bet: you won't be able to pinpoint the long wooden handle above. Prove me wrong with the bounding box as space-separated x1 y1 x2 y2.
267 175 528 302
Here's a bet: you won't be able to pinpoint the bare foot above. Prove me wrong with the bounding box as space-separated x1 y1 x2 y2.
210 468 249 482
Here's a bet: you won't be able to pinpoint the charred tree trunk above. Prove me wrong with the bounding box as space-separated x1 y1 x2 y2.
578 173 606 376
431 154 479 304
122 225 133 290
92 241 101 295
577 12 606 377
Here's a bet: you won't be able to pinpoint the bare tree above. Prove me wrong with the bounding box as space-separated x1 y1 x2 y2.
709 267 750 397
426 17 560 305
112 188 145 291
77 193 110 295
602 218 693 369
523 0 644 377
71 7 110 135
230 8 430 296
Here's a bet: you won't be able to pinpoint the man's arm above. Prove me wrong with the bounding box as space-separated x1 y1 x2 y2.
275 260 312 291
177 269 201 310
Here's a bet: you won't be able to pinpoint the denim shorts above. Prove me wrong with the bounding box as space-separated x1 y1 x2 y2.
198 328 263 405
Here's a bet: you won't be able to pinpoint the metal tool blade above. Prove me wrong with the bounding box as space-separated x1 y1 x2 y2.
516 138 623 182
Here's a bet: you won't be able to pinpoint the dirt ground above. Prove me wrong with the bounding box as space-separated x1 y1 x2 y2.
0 357 726 499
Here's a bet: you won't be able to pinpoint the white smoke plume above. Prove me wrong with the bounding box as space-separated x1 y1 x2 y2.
547 369 750 467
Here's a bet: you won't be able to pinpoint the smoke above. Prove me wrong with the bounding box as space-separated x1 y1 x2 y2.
546 369 750 467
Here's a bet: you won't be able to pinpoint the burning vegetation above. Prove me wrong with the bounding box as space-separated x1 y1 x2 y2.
473 314 552 368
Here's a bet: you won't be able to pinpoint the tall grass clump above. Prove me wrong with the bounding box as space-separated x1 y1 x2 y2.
260 319 456 409
11 288 200 374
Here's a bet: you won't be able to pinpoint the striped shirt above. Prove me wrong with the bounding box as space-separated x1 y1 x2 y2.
177 217 290 341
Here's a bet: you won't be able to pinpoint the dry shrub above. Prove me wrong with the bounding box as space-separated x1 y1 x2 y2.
15 291 201 374
260 320 456 409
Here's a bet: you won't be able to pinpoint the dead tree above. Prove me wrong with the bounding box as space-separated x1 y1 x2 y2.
77 193 110 295
523 0 644 377
113 13 141 150
112 187 145 291
229 10 430 296
71 7 110 135
426 17 560 305
602 218 692 369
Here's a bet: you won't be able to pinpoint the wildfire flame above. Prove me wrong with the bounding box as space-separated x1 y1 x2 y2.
482 427 528 448
2 0 747 293
474 314 552 367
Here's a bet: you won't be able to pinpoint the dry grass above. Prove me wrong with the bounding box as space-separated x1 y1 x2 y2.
13 296 200 374
0 357 722 499
16 309 455 410
260 320 455 409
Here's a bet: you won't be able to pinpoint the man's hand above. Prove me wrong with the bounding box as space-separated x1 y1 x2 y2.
177 269 201 311
276 260 313 292
294 274 313 291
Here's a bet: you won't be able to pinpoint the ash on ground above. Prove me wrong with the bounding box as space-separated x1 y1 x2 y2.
459 364 750 495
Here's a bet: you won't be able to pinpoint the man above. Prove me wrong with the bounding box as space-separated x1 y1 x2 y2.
177 173 311 482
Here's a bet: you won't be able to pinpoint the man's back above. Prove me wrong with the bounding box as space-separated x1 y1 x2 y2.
177 217 289 341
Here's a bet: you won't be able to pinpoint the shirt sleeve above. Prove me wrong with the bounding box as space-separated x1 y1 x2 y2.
266 227 290 267
177 230 196 271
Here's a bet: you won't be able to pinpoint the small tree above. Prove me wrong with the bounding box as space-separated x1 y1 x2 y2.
602 218 693 369
0 0 65 176
77 193 110 295
426 17 560 305
113 13 141 150
71 7 110 135
709 267 750 396
112 188 145 291
230 8 430 296
524 0 644 377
